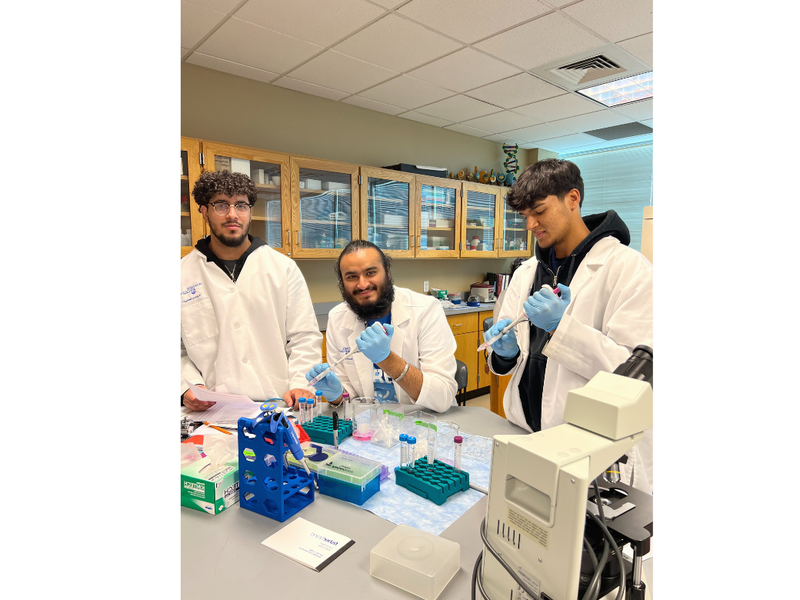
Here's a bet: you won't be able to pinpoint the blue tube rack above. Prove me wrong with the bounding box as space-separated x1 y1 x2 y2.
237 415 314 522
394 457 469 506
302 415 353 446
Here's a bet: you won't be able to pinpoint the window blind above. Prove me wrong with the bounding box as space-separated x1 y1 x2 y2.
561 143 653 252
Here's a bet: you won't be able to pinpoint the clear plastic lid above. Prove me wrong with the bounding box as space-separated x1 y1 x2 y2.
317 452 381 487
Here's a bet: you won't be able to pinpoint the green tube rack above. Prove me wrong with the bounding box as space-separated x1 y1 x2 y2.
302 415 353 446
394 457 469 506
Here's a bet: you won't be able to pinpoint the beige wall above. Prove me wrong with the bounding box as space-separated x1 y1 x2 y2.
298 257 518 303
182 63 532 302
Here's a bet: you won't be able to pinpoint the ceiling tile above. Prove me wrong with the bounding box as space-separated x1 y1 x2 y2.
537 133 605 152
503 122 575 143
368 0 406 7
611 98 652 121
461 110 542 133
514 93 603 122
563 0 653 43
359 75 455 110
444 123 494 137
475 11 606 70
272 77 350 101
466 73 565 109
181 47 191 59
197 18 324 73
186 53 281 84
617 32 653 69
416 94 500 122
550 110 633 135
407 47 521 93
342 96 407 115
185 0 241 11
234 0 386 47
181 1 228 48
397 0 551 44
334 14 462 72
286 50 398 94
482 134 527 145
639 118 653 128
399 111 455 127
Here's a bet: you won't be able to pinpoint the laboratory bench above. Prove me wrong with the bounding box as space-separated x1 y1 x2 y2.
181 405 523 599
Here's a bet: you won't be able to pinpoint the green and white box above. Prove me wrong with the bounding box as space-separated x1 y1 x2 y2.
181 460 239 515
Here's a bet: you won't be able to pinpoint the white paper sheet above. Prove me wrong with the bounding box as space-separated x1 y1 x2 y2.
188 383 254 405
261 517 354 571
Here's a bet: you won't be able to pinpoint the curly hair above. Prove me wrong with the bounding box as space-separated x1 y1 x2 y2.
191 170 258 211
506 158 584 212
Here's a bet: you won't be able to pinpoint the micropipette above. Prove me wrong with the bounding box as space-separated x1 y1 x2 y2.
476 285 560 352
307 323 389 387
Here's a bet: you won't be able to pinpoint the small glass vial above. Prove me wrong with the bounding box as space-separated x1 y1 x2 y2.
453 435 463 472
399 434 408 468
298 397 307 424
342 392 351 420
314 390 323 419
407 436 416 471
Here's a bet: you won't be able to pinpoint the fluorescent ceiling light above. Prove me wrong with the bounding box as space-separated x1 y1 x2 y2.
577 71 652 107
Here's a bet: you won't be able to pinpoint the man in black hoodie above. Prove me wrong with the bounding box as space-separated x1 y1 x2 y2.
486 158 654 492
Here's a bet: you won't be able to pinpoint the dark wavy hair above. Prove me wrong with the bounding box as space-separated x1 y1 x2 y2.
191 170 258 211
506 159 585 211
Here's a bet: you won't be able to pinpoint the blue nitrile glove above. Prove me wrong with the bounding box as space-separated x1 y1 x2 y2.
486 318 519 358
523 284 571 332
305 363 343 401
356 322 395 363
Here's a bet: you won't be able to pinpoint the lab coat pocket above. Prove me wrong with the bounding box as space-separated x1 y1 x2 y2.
181 298 219 346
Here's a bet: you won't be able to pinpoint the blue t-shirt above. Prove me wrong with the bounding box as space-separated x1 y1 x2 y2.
365 314 397 403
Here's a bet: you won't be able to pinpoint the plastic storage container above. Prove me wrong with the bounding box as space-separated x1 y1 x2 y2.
316 452 381 505
370 524 460 600
370 401 405 449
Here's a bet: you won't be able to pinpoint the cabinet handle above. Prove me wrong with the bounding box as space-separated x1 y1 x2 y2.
287 230 291 245
296 231 299 247
453 323 463 327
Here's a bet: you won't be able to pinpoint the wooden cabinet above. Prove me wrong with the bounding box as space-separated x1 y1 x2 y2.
415 175 461 258
498 187 532 257
360 167 416 258
289 156 360 258
202 141 293 257
446 311 494 394
180 137 206 257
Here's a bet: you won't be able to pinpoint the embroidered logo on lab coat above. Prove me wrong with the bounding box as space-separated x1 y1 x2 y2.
340 347 353 359
181 283 203 303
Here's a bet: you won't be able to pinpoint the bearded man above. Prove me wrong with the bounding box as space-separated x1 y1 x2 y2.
305 240 457 412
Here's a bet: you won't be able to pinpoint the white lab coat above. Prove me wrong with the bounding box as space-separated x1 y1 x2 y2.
180 243 322 401
488 237 654 492
325 287 457 413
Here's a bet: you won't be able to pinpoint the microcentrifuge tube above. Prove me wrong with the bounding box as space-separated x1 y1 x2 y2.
454 435 463 472
399 434 408 468
315 390 323 418
342 392 351 420
407 437 416 471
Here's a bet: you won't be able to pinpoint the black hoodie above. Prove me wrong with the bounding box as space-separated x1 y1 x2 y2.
492 210 631 431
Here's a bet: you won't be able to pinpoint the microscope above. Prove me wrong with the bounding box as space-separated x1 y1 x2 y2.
474 346 653 600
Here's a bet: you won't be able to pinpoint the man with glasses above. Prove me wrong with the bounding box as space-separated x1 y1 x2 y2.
181 170 321 411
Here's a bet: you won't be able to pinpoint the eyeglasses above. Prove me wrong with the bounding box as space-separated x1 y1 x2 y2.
208 201 252 216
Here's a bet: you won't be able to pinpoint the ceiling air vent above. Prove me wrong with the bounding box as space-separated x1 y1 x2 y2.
531 44 650 93
551 55 626 86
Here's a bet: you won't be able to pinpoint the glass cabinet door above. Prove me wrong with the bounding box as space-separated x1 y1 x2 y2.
290 158 359 258
180 137 205 257
360 167 415 258
460 183 501 258
415 175 460 258
203 143 291 256
499 188 532 257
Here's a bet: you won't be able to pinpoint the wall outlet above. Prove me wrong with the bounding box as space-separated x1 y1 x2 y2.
423 281 429 293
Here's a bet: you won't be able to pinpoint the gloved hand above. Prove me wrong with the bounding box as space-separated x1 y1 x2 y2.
305 363 343 401
523 284 571 332
356 322 395 363
486 318 519 359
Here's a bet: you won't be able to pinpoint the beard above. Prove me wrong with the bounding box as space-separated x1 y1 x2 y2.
341 272 395 321
210 218 251 248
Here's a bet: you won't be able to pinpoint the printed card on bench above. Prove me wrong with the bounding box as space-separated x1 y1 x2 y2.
261 517 354 572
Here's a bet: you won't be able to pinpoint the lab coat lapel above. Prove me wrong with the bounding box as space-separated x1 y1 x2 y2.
562 238 616 314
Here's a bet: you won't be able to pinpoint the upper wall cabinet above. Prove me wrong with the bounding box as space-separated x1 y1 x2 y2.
360 167 416 259
498 187 532 258
414 175 461 258
180 137 206 257
290 157 360 258
460 182 503 258
202 142 292 256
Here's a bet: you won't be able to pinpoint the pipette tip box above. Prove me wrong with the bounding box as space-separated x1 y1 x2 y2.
317 453 381 505
370 524 460 600
303 415 353 446
394 458 469 506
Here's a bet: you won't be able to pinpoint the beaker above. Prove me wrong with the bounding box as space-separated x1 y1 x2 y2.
351 397 379 441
